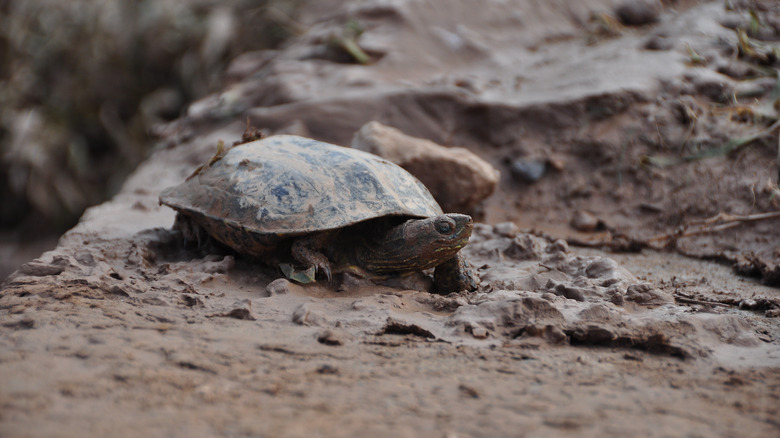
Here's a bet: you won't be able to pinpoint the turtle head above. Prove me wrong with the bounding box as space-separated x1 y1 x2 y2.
413 213 473 255
362 213 473 273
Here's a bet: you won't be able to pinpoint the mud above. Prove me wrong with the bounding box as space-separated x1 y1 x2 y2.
2 0 780 437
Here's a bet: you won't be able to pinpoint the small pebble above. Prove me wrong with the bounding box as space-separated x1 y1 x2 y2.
554 284 586 302
615 0 661 26
18 262 66 277
510 159 546 183
470 324 489 339
203 255 234 274
585 258 620 278
546 156 565 172
317 364 339 374
317 330 344 346
506 234 543 260
643 34 673 51
570 210 601 232
458 384 480 399
266 278 292 296
1 317 35 329
223 300 255 320
493 222 519 238
292 303 328 326
545 239 569 254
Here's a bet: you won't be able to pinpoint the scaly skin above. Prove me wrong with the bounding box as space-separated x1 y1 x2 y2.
174 211 478 293
433 252 477 293
325 213 477 292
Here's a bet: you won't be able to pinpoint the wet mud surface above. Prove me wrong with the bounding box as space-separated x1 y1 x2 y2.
2 0 780 436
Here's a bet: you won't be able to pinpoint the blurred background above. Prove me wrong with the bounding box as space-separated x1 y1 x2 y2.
0 0 304 279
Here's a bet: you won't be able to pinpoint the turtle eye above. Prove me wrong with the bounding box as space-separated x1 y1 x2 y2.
435 218 455 235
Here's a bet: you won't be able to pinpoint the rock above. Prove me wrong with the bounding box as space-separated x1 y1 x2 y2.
506 234 545 261
509 158 546 183
643 33 673 51
17 255 75 277
458 384 480 399
352 121 499 212
266 278 293 296
554 284 586 302
18 262 65 277
1 317 35 329
448 296 566 340
568 324 618 344
292 302 329 326
223 307 255 320
615 0 661 26
316 329 347 346
493 222 519 238
468 323 489 339
585 258 622 279
378 318 436 339
179 294 203 307
545 239 569 255
570 210 601 232
625 283 673 305
202 255 235 274
690 73 733 102
212 300 256 320
316 364 339 374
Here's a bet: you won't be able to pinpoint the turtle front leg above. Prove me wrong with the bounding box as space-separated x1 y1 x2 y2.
433 252 478 294
291 232 333 283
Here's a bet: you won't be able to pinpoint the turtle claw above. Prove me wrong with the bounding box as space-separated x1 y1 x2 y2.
316 262 333 285
291 234 333 285
325 267 333 284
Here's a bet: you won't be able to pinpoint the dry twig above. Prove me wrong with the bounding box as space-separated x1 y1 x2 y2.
649 211 780 248
673 294 731 308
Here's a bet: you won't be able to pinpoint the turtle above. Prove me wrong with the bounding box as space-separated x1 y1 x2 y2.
159 135 477 293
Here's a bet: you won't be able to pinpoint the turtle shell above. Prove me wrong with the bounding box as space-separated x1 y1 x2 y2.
159 135 443 254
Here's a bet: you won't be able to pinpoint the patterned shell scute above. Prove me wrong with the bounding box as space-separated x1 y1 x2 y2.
160 135 443 236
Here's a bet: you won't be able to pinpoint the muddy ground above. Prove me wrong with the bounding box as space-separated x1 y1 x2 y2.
2 0 780 437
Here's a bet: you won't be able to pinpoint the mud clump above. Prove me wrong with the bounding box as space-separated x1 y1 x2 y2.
452 224 720 357
570 210 603 232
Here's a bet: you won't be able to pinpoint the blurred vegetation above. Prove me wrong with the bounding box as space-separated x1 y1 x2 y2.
0 0 303 237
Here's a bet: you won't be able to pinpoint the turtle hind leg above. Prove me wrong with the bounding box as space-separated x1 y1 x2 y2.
173 213 210 249
290 232 334 284
433 252 478 294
